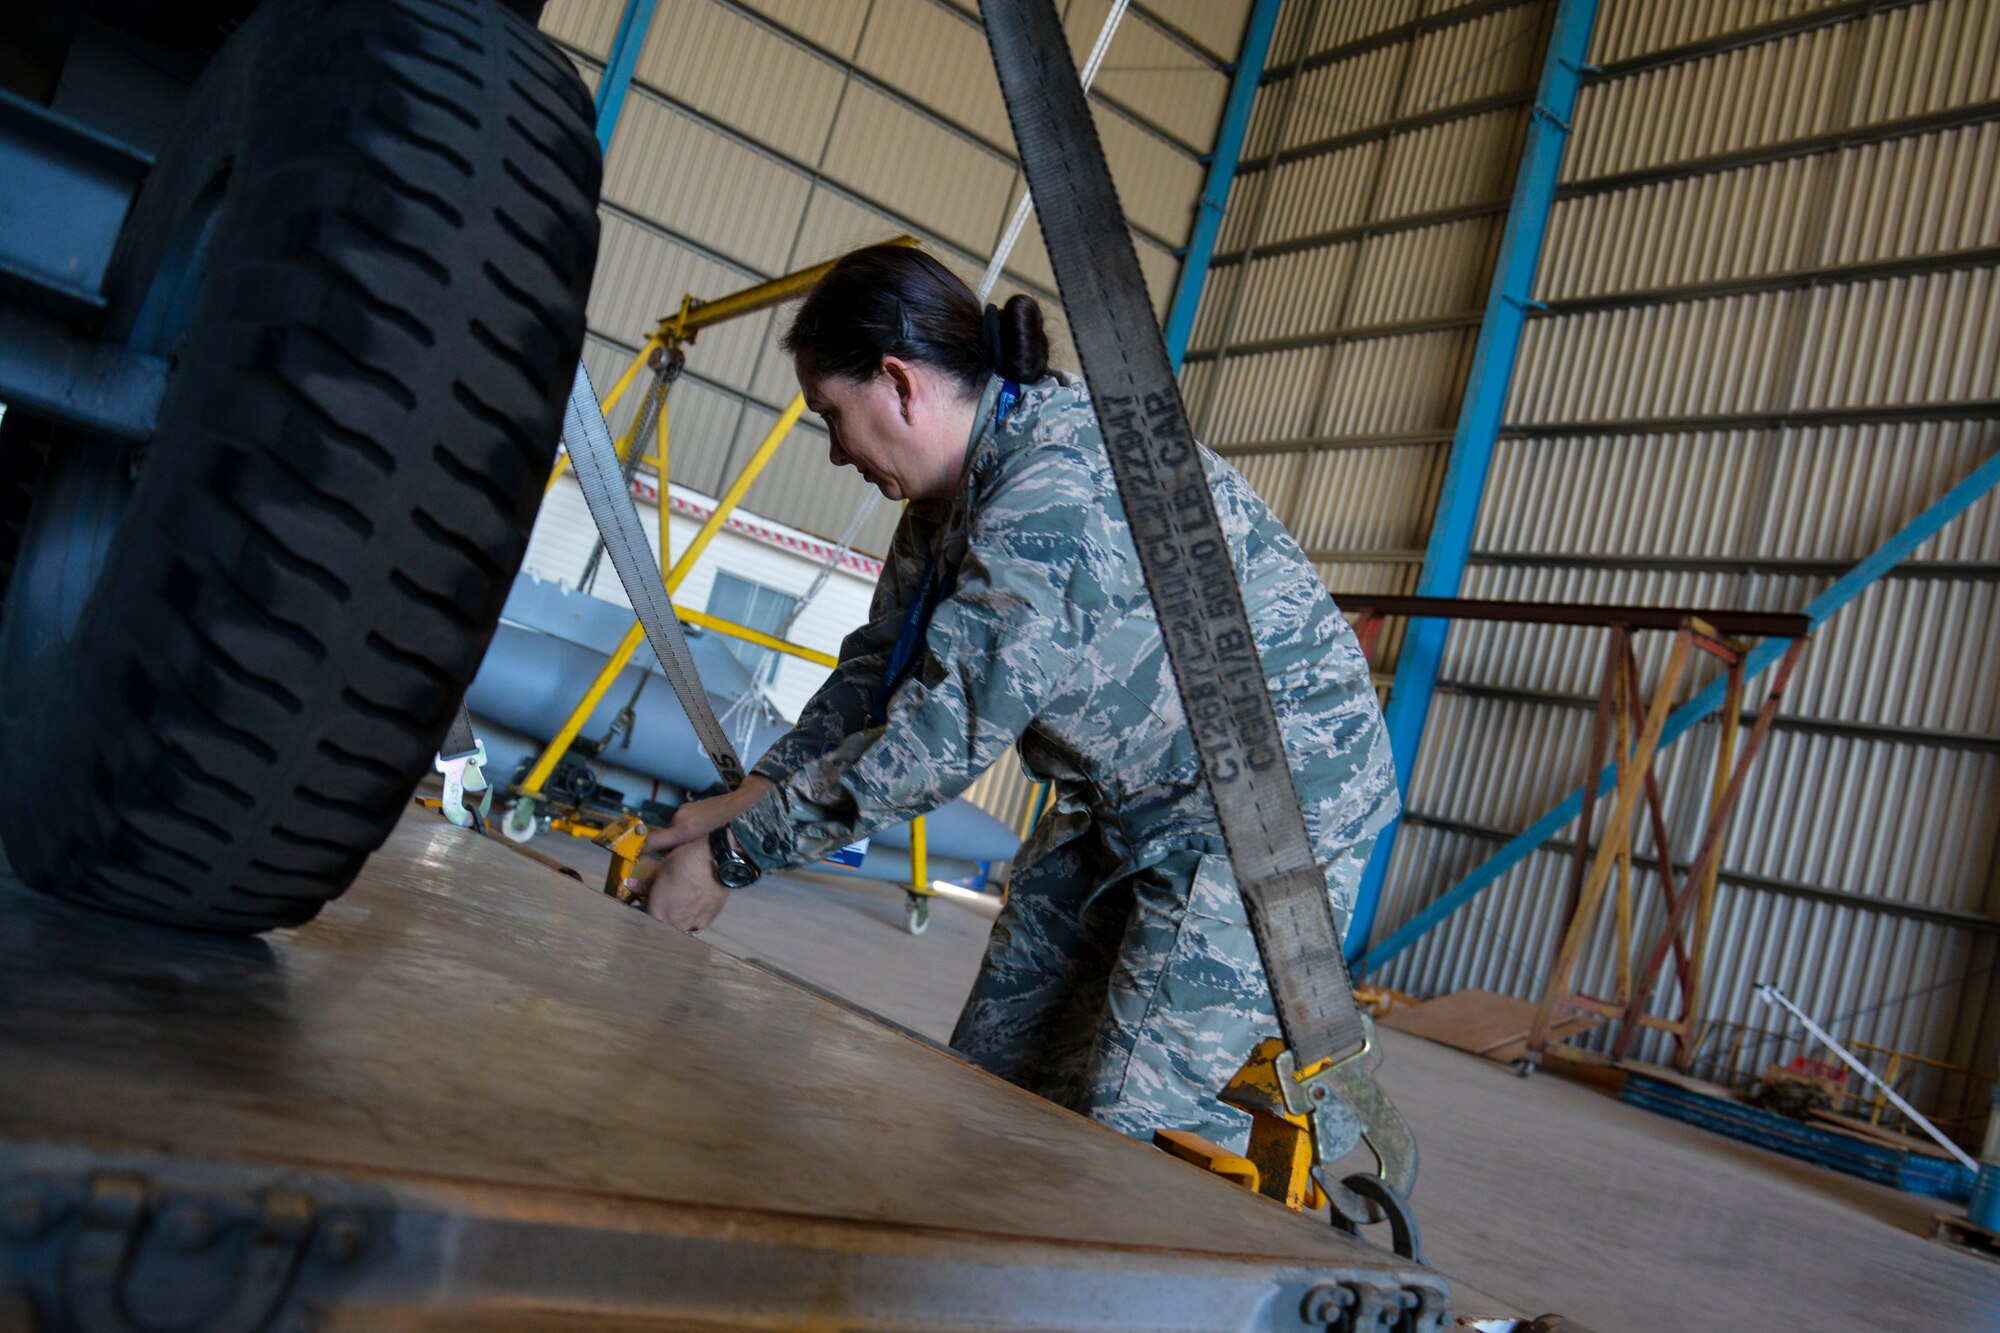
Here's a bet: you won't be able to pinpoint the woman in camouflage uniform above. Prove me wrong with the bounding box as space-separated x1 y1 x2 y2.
639 245 1397 1151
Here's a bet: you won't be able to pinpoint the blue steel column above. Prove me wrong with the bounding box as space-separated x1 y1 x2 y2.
592 0 660 153
1162 0 1282 370
1360 446 2000 975
1345 0 1601 960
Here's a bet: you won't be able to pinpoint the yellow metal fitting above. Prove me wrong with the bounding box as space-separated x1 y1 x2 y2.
655 235 917 347
593 814 651 906
1152 1129 1259 1192
1219 1037 1329 1212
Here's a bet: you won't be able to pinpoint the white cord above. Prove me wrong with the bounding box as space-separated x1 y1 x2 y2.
975 0 1131 301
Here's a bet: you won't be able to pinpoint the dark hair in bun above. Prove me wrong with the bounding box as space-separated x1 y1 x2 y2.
782 244 1049 395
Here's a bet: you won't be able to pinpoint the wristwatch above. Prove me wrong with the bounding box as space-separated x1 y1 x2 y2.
709 826 762 889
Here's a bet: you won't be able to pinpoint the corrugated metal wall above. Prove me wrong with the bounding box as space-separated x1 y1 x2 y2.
538 0 1243 561
1185 0 1999 1130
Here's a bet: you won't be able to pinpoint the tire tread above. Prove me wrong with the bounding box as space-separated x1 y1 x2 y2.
0 0 600 932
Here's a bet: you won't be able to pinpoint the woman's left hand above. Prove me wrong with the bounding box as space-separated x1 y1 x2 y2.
632 837 731 933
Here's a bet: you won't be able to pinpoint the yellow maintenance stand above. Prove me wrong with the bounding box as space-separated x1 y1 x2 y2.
499 239 943 926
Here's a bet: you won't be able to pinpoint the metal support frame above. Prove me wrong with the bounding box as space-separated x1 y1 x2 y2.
514 240 949 874
0 89 161 435
0 308 164 440
516 392 806 800
1358 445 2000 976
0 88 151 323
909 817 931 914
1339 594 1809 1060
592 0 659 153
1161 0 1280 370
1346 0 1601 959
528 242 917 790
1516 620 1809 1071
1332 595 1810 639
544 241 911 495
678 608 836 669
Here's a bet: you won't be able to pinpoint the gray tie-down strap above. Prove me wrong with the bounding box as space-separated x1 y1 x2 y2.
982 0 1363 1072
983 0 1423 1251
561 361 745 789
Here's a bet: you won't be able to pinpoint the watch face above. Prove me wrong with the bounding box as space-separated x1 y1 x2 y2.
710 828 760 889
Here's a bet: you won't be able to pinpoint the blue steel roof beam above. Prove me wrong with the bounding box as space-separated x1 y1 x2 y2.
1343 0 1601 961
592 0 659 153
1163 0 1281 370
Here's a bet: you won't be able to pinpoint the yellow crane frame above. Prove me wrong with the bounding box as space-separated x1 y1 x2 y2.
516 238 938 904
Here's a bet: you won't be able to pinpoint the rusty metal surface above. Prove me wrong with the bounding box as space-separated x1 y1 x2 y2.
1330 595 1810 637
0 815 1447 1325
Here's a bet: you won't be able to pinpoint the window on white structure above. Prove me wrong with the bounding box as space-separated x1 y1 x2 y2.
705 572 799 687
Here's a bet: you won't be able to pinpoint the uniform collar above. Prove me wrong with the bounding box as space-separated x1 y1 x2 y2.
963 374 1006 477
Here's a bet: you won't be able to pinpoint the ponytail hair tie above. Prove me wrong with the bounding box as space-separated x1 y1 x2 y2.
981 303 1004 371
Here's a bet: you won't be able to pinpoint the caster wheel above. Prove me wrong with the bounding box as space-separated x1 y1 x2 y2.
1511 1058 1537 1079
502 799 539 844
904 893 931 936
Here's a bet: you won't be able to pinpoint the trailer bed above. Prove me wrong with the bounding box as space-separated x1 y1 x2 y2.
0 814 1457 1328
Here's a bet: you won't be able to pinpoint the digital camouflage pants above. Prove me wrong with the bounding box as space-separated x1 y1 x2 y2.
950 809 1373 1153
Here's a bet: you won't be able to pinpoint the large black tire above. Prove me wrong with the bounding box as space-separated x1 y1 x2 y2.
0 0 600 931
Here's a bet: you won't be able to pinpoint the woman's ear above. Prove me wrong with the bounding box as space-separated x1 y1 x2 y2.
881 356 917 424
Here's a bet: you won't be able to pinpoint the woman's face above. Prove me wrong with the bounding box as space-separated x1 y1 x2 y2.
800 357 973 503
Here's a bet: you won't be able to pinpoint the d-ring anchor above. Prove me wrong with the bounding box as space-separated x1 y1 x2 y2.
1328 1170 1425 1264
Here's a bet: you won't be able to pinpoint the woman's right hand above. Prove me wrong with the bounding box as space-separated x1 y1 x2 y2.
641 774 776 855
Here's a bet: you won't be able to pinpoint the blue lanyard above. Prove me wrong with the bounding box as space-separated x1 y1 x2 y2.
868 380 1020 725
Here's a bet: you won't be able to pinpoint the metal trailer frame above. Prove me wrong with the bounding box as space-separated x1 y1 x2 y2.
0 87 162 438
